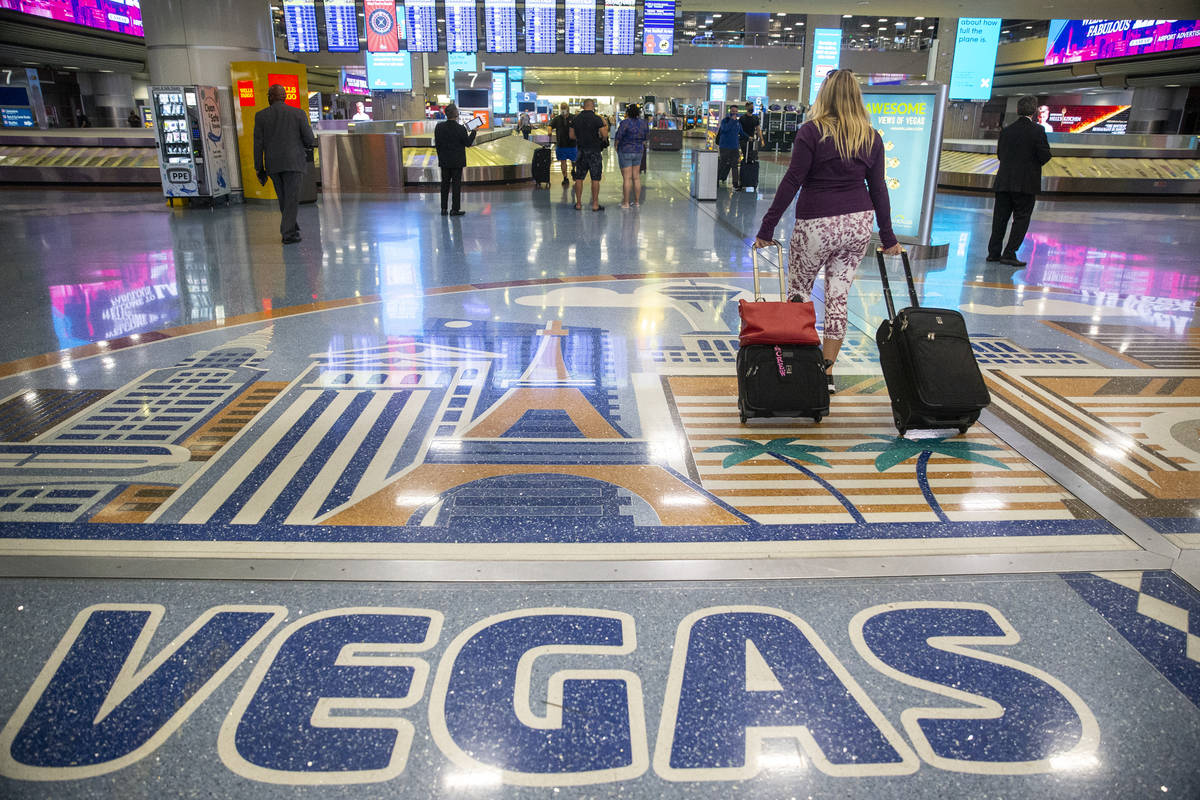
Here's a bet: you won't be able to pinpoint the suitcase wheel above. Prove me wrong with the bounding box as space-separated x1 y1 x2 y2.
812 413 822 423
958 425 970 435
740 412 747 424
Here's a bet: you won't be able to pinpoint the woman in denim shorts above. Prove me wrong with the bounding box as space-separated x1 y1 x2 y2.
614 104 650 208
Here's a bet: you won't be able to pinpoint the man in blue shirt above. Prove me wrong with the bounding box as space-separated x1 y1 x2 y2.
717 104 747 189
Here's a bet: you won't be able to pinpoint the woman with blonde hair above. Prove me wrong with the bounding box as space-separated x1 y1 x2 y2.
754 69 901 394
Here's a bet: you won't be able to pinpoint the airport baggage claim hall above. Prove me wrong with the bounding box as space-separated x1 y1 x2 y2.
0 1 1199 797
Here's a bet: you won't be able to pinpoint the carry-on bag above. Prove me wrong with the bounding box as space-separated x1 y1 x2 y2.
875 247 990 435
737 241 829 423
739 159 759 190
532 146 553 187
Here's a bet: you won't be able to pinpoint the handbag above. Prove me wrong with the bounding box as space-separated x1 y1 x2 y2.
738 241 819 346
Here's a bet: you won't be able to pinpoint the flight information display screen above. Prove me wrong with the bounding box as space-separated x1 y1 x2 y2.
323 0 360 52
446 0 478 52
565 0 596 54
485 0 518 53
525 0 557 53
604 0 635 55
641 0 674 55
406 0 439 52
283 0 319 53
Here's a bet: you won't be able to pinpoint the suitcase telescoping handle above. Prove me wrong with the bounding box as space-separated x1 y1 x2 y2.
875 246 919 321
751 239 786 302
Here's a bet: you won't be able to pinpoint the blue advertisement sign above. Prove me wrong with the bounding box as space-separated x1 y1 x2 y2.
864 92 937 240
808 28 841 102
447 51 478 76
0 107 35 127
508 79 523 113
642 0 675 56
365 51 413 91
491 71 507 113
708 84 727 103
744 74 767 98
949 18 1001 100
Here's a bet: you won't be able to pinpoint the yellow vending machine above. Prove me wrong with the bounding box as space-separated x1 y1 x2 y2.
228 61 314 202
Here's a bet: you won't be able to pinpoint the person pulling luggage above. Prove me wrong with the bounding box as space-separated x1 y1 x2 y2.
753 69 901 395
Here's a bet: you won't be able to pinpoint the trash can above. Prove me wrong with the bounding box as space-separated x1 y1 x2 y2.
690 149 718 201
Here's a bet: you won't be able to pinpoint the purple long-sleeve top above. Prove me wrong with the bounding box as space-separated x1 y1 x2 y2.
755 120 899 249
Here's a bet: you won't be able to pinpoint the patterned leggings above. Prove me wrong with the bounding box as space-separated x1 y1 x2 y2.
786 210 875 341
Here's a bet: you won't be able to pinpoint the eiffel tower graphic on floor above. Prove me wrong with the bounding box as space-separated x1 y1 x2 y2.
327 320 744 532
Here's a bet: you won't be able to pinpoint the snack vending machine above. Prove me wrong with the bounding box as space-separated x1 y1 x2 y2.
151 85 230 202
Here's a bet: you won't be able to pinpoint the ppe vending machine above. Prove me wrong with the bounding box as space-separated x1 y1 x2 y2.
151 85 230 202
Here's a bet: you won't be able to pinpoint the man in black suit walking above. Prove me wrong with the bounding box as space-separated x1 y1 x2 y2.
433 103 477 217
253 84 316 244
988 95 1053 267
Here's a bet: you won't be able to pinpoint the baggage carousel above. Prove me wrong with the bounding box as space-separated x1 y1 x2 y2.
0 129 159 184
938 135 1200 195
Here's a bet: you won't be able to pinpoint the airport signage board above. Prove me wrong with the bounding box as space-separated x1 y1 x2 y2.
447 0 479 52
365 0 401 52
365 51 413 92
324 0 360 53
862 85 948 245
406 0 439 52
642 0 675 55
948 18 1001 100
808 28 841 103
744 74 767 98
1046 19 1200 64
525 0 557 53
0 106 35 127
604 0 636 55
566 0 597 54
283 0 319 53
491 71 508 113
485 0 518 53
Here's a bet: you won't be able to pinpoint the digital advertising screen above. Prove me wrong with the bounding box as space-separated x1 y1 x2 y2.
808 28 841 102
948 17 1001 100
324 0 360 53
485 0 517 53
508 78 522 113
744 73 767 98
491 71 507 113
446 0 478 52
565 0 597 54
447 51 477 77
642 0 674 56
405 0 439 52
365 0 400 52
283 0 319 53
1046 19 1200 65
604 0 635 55
0 0 143 36
340 67 369 95
864 92 938 240
1038 104 1131 134
525 0 557 53
366 50 413 91
708 83 727 102
1 107 35 127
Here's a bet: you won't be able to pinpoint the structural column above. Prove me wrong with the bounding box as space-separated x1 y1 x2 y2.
141 0 277 192
929 18 957 85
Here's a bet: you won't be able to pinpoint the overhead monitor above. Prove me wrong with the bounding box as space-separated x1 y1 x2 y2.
525 0 557 53
948 18 1001 100
565 0 597 54
604 0 636 55
642 0 675 55
458 88 490 108
708 69 728 82
1046 19 1200 65
485 0 518 53
745 74 767 98
446 0 478 52
324 0 360 52
709 83 727 102
283 0 319 53
365 0 401 52
1039 104 1131 134
0 0 143 36
406 0 439 52
808 28 841 102
366 51 414 91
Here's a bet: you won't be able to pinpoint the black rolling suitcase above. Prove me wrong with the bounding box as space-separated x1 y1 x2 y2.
532 145 552 187
739 141 759 189
737 241 830 424
875 248 990 435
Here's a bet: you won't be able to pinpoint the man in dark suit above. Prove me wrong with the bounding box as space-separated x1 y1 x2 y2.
988 94 1053 267
433 103 477 217
253 84 316 244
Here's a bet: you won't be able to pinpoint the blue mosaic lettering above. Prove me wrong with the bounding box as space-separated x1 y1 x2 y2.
429 609 647 786
218 609 442 784
0 604 285 781
654 607 918 780
850 602 1100 773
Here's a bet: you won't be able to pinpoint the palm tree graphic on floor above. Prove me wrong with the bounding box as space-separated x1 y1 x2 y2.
848 434 1010 522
